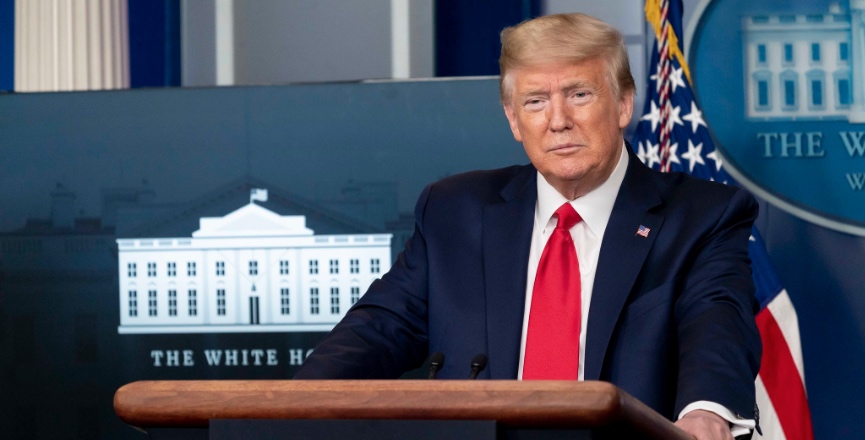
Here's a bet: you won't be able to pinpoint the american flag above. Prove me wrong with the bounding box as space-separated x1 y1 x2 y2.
633 1 815 438
636 225 651 238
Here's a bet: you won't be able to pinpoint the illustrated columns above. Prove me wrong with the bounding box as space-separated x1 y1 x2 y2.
849 1 865 122
15 0 129 92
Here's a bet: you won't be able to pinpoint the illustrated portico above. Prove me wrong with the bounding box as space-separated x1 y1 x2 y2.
742 2 865 122
117 201 391 334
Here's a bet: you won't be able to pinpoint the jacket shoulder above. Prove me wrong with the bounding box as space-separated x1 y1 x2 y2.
424 164 533 202
412 164 534 226
652 169 757 214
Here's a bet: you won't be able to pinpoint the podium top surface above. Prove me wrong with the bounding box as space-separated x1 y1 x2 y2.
114 380 690 439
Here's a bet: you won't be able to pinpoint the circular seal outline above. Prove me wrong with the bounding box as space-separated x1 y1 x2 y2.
686 0 865 236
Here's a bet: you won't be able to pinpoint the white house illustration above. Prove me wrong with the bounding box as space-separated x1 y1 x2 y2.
116 196 392 334
742 2 865 122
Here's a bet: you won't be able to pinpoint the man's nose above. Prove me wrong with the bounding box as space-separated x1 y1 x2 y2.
548 98 573 131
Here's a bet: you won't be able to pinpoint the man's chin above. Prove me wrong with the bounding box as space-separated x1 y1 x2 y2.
545 166 591 184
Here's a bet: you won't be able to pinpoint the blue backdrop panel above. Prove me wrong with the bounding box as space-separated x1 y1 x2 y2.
0 80 521 231
0 79 520 439
0 77 861 439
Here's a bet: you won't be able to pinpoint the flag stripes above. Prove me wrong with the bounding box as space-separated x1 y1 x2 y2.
756 291 814 440
635 1 815 438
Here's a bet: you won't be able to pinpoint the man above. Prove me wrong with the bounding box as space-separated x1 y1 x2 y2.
296 13 761 440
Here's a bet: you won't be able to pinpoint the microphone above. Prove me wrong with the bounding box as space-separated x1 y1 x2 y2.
467 354 488 379
427 352 445 379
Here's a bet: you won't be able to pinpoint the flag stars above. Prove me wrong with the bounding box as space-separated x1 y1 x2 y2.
669 66 687 92
650 65 663 92
651 65 686 92
667 104 684 130
706 150 723 172
641 101 661 132
665 142 681 167
682 101 708 134
681 139 706 172
637 141 648 164
646 141 661 169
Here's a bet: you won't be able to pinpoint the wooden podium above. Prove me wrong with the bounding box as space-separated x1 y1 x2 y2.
114 380 691 440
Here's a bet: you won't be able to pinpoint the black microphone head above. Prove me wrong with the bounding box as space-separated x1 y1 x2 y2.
427 352 446 379
468 353 489 379
429 352 445 367
471 353 488 371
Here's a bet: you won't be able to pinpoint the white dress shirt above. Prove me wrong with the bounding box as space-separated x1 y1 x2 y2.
517 142 629 381
515 143 754 437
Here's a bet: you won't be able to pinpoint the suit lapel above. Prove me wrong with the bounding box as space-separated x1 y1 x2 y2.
482 165 537 379
583 150 665 381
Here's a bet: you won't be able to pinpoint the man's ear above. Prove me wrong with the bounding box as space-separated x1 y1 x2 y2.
503 104 523 143
618 90 635 129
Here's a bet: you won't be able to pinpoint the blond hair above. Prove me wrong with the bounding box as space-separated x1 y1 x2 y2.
499 13 636 102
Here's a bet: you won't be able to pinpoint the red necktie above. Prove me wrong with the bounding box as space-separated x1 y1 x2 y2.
523 203 582 379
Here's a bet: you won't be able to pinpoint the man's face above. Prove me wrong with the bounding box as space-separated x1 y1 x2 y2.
503 57 634 199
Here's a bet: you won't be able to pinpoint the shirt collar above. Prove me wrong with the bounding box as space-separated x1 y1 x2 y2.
535 142 629 237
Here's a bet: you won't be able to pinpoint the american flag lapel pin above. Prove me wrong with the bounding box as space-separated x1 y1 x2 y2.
636 225 651 238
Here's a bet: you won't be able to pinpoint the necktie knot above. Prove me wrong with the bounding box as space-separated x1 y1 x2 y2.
555 203 581 231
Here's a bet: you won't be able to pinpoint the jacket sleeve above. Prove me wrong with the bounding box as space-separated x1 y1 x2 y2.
293 185 434 379
673 187 762 419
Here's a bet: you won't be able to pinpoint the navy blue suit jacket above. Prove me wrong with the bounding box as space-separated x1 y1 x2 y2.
295 148 761 421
